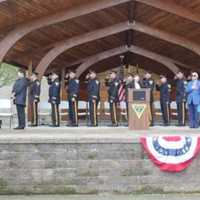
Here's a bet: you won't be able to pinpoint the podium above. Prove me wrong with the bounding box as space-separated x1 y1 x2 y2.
128 88 150 130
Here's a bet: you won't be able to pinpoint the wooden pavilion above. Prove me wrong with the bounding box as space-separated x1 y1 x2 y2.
0 0 200 92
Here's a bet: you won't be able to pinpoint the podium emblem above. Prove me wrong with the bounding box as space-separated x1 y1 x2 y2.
132 104 147 119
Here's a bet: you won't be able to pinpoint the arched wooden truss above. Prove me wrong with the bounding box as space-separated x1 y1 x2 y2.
1 0 200 77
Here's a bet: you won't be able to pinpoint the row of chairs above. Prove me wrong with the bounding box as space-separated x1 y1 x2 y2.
0 98 185 128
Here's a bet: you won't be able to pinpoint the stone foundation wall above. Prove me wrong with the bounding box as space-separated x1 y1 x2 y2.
0 140 199 194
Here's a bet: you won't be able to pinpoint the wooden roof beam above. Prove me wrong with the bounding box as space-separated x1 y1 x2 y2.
0 0 130 62
76 45 180 77
34 21 200 78
135 0 200 24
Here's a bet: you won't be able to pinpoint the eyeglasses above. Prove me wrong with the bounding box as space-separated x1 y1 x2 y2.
192 74 197 77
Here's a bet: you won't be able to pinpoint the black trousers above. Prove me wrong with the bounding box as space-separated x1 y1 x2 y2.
68 98 78 126
160 101 170 125
109 101 118 125
16 104 26 128
51 103 60 126
89 99 98 126
30 101 38 126
177 101 186 126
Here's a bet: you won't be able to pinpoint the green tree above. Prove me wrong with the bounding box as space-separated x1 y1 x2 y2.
0 63 18 88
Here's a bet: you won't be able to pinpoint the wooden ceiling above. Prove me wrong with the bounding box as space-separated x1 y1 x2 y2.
1 0 200 78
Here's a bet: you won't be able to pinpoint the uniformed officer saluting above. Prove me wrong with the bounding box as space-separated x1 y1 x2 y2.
142 72 155 126
174 71 186 126
65 70 79 127
156 75 171 126
86 70 100 127
49 72 60 127
12 70 29 130
105 71 119 127
29 72 41 127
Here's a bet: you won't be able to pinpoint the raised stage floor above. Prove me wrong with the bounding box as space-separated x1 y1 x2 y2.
0 126 199 142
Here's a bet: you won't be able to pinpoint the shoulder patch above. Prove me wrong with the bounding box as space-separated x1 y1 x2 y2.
168 84 171 88
115 82 119 86
55 82 59 86
184 81 187 85
96 80 99 85
36 81 40 86
75 79 79 84
149 80 153 85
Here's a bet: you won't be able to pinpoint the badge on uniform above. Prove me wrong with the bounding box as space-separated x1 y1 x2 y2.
55 82 59 86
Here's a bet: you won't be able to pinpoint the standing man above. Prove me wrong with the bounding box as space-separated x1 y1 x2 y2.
86 70 100 127
142 72 155 126
12 70 29 130
105 71 119 127
49 72 60 127
29 72 41 127
174 71 187 126
66 70 79 127
156 75 171 126
186 72 200 128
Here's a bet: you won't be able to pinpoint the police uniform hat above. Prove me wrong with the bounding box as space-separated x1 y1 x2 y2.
68 69 76 74
160 75 166 79
32 71 38 76
18 69 26 76
89 70 96 74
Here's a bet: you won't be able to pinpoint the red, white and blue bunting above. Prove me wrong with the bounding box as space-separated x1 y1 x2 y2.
140 136 200 172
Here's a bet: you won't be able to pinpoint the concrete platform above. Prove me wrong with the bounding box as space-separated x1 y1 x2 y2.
0 126 199 144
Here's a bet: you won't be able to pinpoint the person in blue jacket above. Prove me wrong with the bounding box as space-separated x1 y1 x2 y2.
186 72 200 128
12 70 29 130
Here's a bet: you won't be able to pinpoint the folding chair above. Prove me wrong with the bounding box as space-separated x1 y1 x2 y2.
0 99 14 129
38 101 51 125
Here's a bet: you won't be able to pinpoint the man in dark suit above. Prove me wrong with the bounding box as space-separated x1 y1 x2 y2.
29 72 41 127
156 75 171 126
48 72 60 127
12 70 29 130
86 70 100 127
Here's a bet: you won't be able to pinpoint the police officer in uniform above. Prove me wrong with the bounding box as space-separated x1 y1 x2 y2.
65 70 79 127
105 71 119 126
156 75 171 126
29 72 41 127
49 72 60 127
142 72 155 126
86 70 100 127
174 71 186 126
12 70 29 130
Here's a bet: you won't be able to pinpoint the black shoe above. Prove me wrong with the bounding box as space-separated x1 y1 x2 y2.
29 124 38 127
88 124 98 127
176 124 185 127
14 127 25 130
108 124 118 127
163 124 169 127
